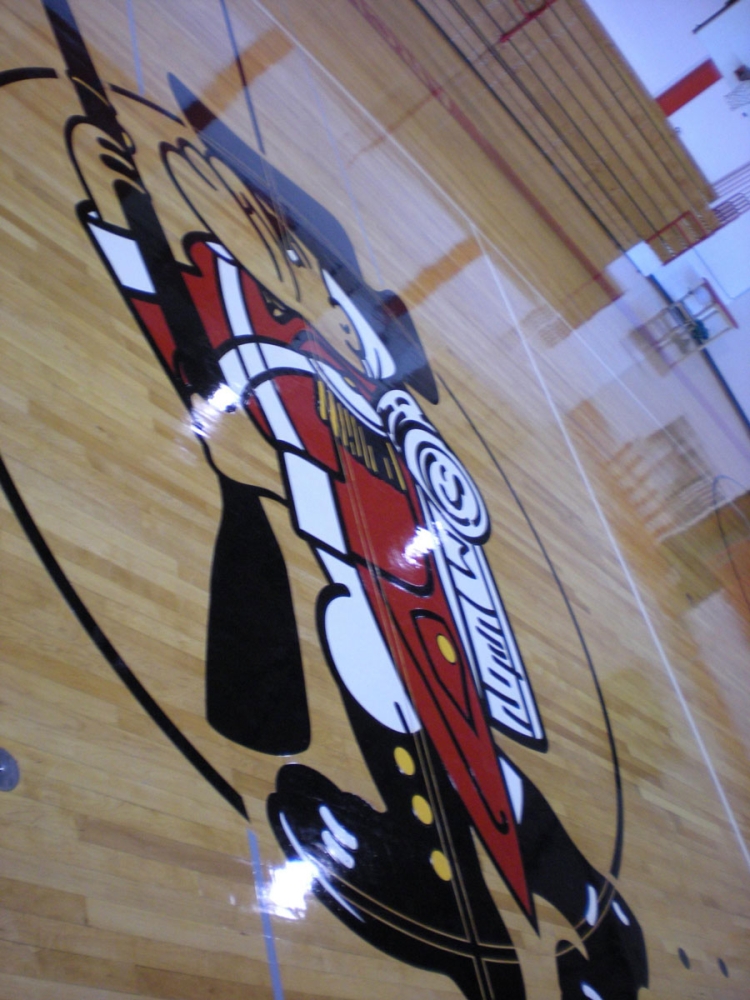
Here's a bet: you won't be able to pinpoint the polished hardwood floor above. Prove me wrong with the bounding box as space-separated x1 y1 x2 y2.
0 2 748 998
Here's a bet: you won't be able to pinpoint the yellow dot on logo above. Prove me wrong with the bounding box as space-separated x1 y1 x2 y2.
430 850 452 881
394 746 416 776
436 633 457 663
412 795 433 825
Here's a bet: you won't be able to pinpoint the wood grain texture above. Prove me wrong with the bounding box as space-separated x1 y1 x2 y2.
0 1 748 999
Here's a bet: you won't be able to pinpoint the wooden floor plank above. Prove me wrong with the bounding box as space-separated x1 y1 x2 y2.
0 1 748 999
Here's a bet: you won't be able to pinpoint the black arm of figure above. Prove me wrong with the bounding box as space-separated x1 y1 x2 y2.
206 472 310 754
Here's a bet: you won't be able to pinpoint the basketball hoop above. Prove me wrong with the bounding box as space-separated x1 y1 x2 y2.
726 65 750 109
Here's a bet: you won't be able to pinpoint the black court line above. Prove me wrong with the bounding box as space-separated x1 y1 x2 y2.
0 67 58 86
0 71 242 816
0 452 249 820
439 374 625 879
109 83 185 124
712 476 750 617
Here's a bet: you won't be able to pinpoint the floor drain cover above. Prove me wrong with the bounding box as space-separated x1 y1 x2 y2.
0 748 20 791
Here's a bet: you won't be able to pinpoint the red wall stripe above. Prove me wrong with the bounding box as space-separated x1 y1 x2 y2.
657 60 721 116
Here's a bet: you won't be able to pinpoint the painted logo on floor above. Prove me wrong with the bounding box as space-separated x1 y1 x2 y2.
0 3 648 998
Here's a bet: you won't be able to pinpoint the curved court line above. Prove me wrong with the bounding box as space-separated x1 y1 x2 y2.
108 83 185 123
438 376 624 880
0 63 253 819
476 229 750 872
0 450 249 822
0 67 58 86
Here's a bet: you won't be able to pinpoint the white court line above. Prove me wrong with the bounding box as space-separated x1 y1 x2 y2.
475 226 750 871
253 0 750 866
523 279 750 472
126 0 145 96
247 830 285 1000
296 46 386 291
524 300 750 511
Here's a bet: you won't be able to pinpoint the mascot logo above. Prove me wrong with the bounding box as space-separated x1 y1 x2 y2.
0 3 648 998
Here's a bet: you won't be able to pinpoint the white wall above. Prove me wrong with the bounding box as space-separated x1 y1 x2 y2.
587 0 750 184
641 219 750 427
586 0 733 94
587 0 750 425
671 86 750 182
693 213 750 299
695 0 750 79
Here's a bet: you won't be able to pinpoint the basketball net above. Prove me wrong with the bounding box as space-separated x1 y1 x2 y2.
727 79 750 109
